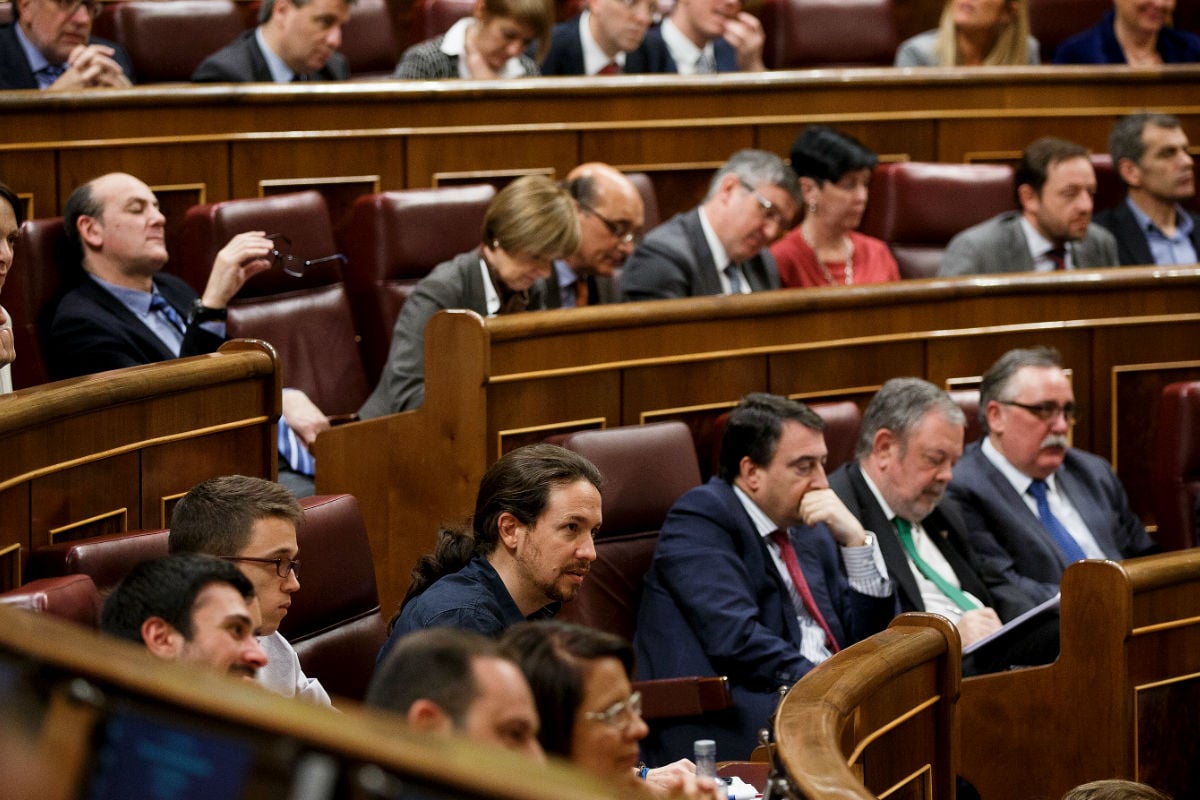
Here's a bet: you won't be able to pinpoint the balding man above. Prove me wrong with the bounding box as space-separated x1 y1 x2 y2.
546 163 645 307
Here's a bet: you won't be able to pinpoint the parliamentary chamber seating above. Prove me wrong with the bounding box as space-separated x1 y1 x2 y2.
1151 381 1200 552
1026 0 1112 62
4 216 76 390
17 494 386 701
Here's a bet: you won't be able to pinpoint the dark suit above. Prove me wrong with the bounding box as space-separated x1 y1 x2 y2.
642 24 738 72
358 249 545 418
939 211 1119 276
946 441 1157 605
1053 9 1200 64
619 209 780 301
541 265 616 308
48 273 222 380
0 24 133 90
829 462 1035 622
538 14 674 75
634 478 896 763
191 29 349 82
1093 201 1200 266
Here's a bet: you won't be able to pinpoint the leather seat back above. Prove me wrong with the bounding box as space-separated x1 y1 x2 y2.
0 574 102 628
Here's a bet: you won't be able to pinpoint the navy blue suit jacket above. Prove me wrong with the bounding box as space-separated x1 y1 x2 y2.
1093 200 1200 266
642 24 738 72
192 29 349 82
945 441 1157 605
0 23 133 89
1054 9 1200 64
538 15 674 75
48 273 223 380
634 478 895 762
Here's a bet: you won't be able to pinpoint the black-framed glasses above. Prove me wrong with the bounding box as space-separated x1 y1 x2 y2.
220 556 301 579
577 201 642 245
998 400 1078 423
267 234 347 278
52 0 101 18
738 180 787 228
583 690 643 729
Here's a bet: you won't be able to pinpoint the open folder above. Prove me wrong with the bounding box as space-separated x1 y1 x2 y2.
963 592 1061 656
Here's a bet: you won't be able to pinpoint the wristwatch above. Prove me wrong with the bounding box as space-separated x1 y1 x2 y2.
188 299 228 324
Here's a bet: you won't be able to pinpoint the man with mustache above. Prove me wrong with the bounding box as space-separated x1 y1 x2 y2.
939 137 1119 276
946 347 1157 606
830 378 1060 672
376 444 603 663
101 554 269 681
620 149 799 301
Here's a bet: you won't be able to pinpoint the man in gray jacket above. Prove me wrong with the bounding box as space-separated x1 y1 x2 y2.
939 137 1119 276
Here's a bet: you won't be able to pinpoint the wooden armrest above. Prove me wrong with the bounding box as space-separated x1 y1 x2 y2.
326 413 359 426
635 675 733 719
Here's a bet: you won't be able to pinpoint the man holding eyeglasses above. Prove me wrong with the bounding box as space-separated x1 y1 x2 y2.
0 0 133 90
168 475 332 706
946 346 1156 606
544 163 645 308
619 149 799 302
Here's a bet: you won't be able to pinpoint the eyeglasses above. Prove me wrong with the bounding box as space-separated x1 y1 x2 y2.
998 400 1078 423
583 690 642 730
267 234 348 278
577 201 642 245
220 556 301 579
738 180 788 228
52 0 101 18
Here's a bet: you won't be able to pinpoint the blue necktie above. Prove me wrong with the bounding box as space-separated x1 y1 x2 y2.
149 292 186 334
724 263 743 294
277 419 316 476
1027 479 1086 563
36 64 66 89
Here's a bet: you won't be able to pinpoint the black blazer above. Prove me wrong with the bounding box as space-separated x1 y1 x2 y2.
192 29 349 82
1093 201 1200 266
829 462 1034 622
537 14 674 75
48 273 224 380
0 23 133 89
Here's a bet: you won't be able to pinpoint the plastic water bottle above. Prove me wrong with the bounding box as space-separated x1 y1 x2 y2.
694 739 718 781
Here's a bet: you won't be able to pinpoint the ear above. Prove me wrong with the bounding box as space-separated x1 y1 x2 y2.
737 455 760 489
406 699 454 734
872 427 896 463
1116 157 1143 189
496 511 523 550
1016 183 1038 214
76 214 103 252
799 177 820 205
141 617 183 659
984 400 1006 436
472 0 487 21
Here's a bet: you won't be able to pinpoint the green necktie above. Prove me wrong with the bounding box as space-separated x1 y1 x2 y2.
894 517 979 612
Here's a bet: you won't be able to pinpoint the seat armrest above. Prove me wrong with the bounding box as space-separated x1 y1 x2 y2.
635 675 733 719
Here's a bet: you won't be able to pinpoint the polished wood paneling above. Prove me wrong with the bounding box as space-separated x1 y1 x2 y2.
316 267 1200 612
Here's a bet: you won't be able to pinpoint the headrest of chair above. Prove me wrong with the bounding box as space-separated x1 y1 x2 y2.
0 574 102 628
27 530 170 594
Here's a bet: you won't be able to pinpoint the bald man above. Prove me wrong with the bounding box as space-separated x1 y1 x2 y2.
546 163 645 308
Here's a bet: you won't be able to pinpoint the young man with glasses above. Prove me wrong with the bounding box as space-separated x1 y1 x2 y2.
945 346 1157 606
544 163 645 308
0 0 132 90
168 474 332 706
620 149 799 301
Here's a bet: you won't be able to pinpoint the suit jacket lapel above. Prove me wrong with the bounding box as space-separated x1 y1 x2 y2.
681 210 723 295
79 277 177 361
978 452 1070 571
1055 462 1122 559
844 465 925 612
1004 214 1036 272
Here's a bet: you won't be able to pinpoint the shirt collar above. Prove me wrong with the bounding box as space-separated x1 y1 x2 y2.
1125 195 1195 238
731 484 779 539
981 435 1060 496
1018 215 1066 270
14 22 57 85
553 258 579 307
579 10 627 74
256 26 296 83
859 467 901 523
697 204 731 271
478 255 501 315
88 272 155 314
658 17 713 74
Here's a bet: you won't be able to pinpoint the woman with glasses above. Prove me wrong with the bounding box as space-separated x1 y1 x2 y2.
358 174 579 418
394 0 553 79
769 126 899 288
501 621 717 800
0 182 20 394
894 0 1039 67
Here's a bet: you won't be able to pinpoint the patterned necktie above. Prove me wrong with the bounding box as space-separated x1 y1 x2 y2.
37 64 66 89
894 517 979 612
574 277 590 307
769 529 839 653
277 419 316 476
1045 246 1067 271
697 50 717 74
149 292 186 334
724 263 743 294
1027 479 1087 563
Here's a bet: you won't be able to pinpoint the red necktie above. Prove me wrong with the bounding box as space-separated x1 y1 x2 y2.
574 277 590 307
597 61 620 75
1046 246 1067 271
769 530 840 653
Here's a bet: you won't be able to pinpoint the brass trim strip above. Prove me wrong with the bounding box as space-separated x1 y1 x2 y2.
49 508 128 543
495 417 608 459
846 694 941 764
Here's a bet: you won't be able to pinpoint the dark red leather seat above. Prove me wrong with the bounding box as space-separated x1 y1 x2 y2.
111 0 248 83
1151 381 1200 552
341 0 400 77
4 216 78 389
179 191 370 417
1027 0 1111 62
762 0 897 69
26 530 170 593
342 184 496 383
860 162 1016 279
410 0 474 40
0 574 102 628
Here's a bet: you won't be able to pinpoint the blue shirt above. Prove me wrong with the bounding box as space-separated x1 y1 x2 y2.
1125 197 1198 266
14 22 61 89
88 274 225 354
376 554 558 665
